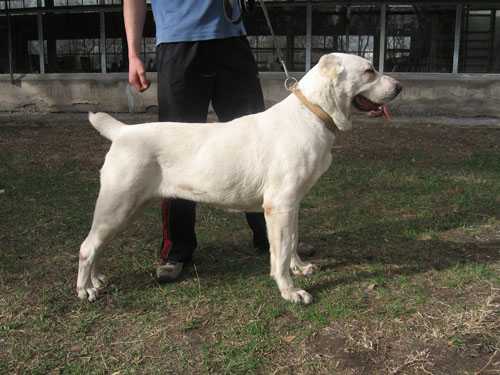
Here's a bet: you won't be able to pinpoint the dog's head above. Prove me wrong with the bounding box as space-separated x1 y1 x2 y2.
300 53 402 131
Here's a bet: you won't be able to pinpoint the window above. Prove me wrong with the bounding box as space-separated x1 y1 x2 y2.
54 0 98 6
245 5 306 72
460 8 500 73
0 15 41 73
312 5 380 68
0 16 8 73
385 5 456 72
105 12 127 72
1 0 41 9
43 13 101 73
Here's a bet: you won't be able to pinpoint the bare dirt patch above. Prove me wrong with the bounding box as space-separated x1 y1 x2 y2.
1 113 499 374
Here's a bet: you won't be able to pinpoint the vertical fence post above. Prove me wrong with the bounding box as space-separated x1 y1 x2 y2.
378 4 386 73
100 10 106 73
37 13 45 74
306 2 312 71
453 4 463 74
6 0 14 82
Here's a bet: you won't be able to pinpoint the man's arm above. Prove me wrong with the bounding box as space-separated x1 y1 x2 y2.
124 0 150 92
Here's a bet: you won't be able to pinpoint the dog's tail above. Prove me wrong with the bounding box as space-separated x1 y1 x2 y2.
88 112 125 141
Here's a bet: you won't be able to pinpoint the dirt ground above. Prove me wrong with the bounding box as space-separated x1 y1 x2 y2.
2 111 500 187
0 112 499 374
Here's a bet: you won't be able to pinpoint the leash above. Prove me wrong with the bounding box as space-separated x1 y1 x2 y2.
224 0 297 90
257 0 337 132
224 0 337 132
257 0 298 91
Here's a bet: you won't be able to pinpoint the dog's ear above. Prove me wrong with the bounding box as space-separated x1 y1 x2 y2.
318 54 352 131
318 54 345 80
330 88 353 131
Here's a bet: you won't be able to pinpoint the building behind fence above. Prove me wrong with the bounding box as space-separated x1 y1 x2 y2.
1 1 500 116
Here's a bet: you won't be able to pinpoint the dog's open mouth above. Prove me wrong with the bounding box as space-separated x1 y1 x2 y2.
353 94 391 120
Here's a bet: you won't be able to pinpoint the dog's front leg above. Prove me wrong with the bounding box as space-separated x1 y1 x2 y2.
265 207 313 304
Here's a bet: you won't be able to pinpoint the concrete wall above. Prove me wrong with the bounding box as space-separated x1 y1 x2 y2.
1 72 500 117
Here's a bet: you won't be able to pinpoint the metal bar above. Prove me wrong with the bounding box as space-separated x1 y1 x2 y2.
1 1 498 8
488 8 495 72
100 10 106 73
3 2 499 17
379 3 386 73
296 1 496 5
0 5 144 16
37 13 45 74
306 2 312 71
3 71 500 81
453 4 463 73
6 0 13 83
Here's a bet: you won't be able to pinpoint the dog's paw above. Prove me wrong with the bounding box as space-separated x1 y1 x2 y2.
291 263 317 277
91 273 107 290
76 286 99 302
281 288 313 305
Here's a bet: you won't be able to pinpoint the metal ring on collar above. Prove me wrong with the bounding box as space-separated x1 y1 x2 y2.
285 76 298 92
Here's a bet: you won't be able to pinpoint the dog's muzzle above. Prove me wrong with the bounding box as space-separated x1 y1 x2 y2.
353 82 402 120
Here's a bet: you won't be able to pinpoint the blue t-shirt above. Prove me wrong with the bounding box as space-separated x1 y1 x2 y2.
151 0 246 44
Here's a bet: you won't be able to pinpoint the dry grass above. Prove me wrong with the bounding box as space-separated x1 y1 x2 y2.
0 113 499 374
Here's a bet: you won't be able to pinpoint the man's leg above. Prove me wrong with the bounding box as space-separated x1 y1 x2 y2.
211 37 269 253
156 42 214 278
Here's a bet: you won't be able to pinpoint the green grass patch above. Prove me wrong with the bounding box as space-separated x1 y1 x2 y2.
1 120 499 374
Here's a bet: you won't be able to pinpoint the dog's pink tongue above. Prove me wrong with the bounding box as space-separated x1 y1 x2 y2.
368 105 392 121
382 105 391 121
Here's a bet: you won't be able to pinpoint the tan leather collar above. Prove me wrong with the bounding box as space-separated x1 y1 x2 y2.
290 85 339 134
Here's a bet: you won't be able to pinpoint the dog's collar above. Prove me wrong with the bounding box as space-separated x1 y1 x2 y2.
290 85 339 134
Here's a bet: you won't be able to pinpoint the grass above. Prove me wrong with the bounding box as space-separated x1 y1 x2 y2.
0 114 499 374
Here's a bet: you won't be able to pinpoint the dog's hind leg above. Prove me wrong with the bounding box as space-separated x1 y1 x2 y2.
77 187 144 302
265 206 313 304
290 250 317 277
90 261 106 290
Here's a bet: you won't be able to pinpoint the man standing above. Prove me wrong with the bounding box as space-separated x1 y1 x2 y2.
123 0 269 281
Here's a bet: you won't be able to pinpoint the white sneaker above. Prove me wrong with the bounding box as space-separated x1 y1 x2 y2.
156 261 184 282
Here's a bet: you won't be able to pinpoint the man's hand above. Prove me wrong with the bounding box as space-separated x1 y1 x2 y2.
124 0 148 92
129 55 150 92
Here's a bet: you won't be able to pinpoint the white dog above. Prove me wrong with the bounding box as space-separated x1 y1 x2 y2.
77 53 402 304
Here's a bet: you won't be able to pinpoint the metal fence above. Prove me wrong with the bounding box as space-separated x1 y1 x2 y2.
0 1 499 75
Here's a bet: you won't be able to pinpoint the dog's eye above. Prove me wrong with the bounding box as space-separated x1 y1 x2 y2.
365 68 375 75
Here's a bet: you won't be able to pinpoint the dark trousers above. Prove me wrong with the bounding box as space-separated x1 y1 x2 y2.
157 37 269 263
